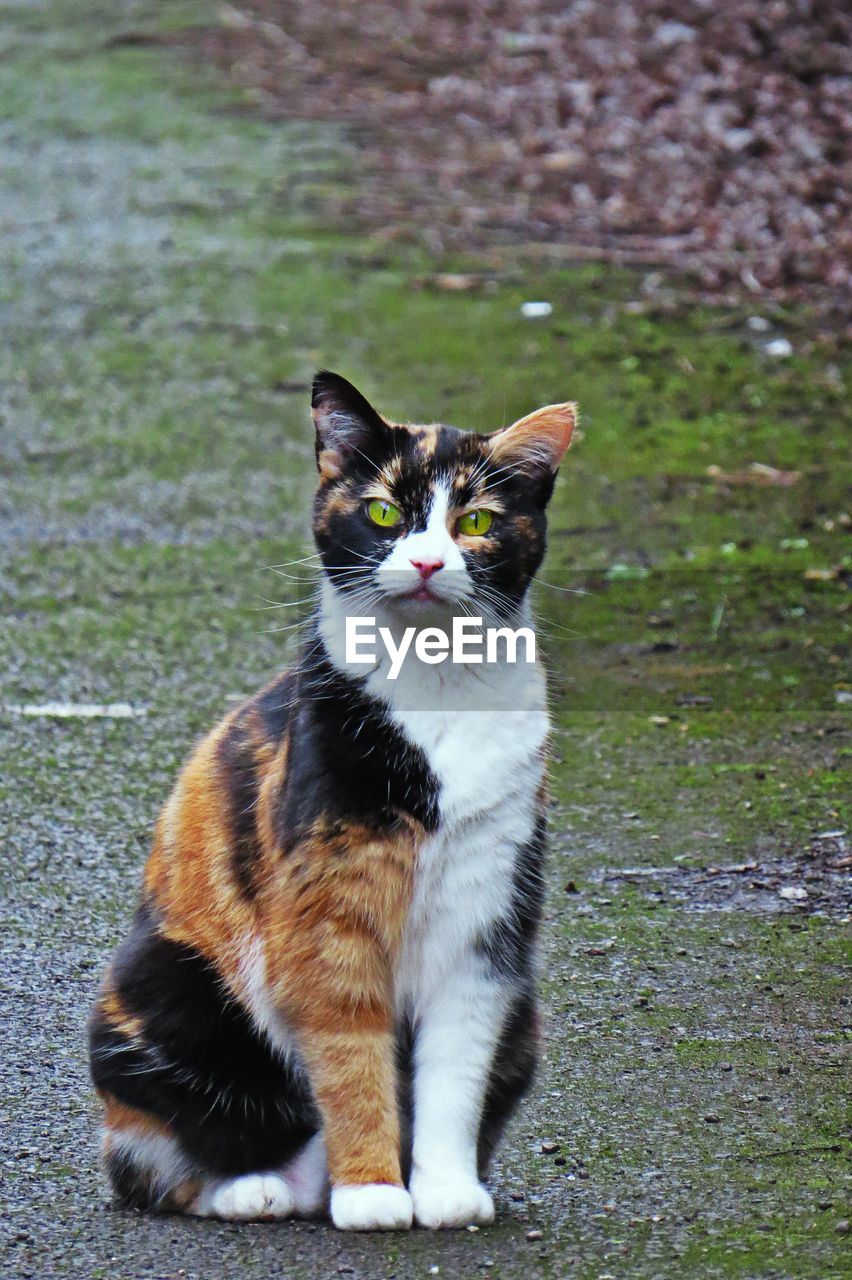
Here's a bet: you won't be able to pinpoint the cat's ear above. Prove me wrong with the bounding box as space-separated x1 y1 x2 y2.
487 401 577 473
312 371 389 480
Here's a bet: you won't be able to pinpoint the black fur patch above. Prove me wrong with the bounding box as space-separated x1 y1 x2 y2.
90 902 320 1182
217 711 262 900
272 632 440 850
254 671 295 743
477 988 539 1174
475 809 547 979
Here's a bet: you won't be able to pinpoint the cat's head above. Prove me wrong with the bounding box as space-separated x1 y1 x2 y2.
311 371 576 622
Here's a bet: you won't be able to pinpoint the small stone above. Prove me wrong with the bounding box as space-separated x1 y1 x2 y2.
779 885 808 902
723 128 756 153
526 1229 543 1241
764 338 793 358
654 21 696 46
835 1219 850 1235
466 1224 480 1232
777 1065 791 1075
510 1191 526 1202
817 1200 833 1210
541 1141 560 1155
520 301 552 319
703 1113 721 1124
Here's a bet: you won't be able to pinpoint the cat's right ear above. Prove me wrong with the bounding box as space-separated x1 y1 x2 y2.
312 371 389 481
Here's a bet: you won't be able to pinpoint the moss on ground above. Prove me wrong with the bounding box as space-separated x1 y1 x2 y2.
0 2 848 1278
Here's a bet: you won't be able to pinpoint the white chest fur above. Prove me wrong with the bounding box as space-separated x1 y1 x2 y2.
391 685 547 1012
318 581 550 1012
371 654 549 1014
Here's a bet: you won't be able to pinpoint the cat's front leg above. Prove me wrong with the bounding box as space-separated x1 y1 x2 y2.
409 953 510 1228
265 831 417 1231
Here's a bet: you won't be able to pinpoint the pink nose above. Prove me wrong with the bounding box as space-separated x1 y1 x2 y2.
410 557 444 580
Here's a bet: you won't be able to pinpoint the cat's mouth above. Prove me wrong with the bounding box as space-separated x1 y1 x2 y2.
374 568 467 609
405 583 441 603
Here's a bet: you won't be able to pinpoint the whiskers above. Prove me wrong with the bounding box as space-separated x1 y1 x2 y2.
255 554 381 640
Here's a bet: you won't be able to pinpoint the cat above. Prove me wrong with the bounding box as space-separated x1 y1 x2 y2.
88 371 576 1231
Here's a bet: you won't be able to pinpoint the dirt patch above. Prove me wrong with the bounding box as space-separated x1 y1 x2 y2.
183 1 851 305
600 830 851 916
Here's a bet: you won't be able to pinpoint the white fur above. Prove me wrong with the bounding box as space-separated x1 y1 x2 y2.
318 484 549 1223
331 1183 413 1231
196 1172 295 1220
192 1135 329 1220
410 1172 495 1229
107 1129 190 1197
238 934 297 1063
284 1132 329 1217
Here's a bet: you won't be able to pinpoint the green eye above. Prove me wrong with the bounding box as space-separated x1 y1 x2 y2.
367 498 403 528
458 509 494 537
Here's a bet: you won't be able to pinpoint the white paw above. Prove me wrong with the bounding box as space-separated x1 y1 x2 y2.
207 1173 295 1220
331 1183 413 1231
410 1173 495 1229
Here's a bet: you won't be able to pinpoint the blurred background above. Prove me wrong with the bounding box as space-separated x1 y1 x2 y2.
1 4 849 1279
201 0 852 298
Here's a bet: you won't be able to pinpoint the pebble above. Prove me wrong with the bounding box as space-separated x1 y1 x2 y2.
703 1113 721 1124
764 337 793 358
525 1229 543 1241
654 21 696 47
520 301 553 319
835 1220 850 1235
541 1140 560 1154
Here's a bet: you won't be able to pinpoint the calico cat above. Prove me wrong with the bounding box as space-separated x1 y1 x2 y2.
89 372 576 1231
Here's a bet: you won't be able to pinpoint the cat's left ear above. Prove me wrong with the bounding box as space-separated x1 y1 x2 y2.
312 370 390 481
487 401 577 473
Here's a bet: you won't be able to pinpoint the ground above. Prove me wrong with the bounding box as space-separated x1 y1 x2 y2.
0 3 849 1279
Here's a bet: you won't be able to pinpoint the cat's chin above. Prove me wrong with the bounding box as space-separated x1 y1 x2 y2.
378 591 464 623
